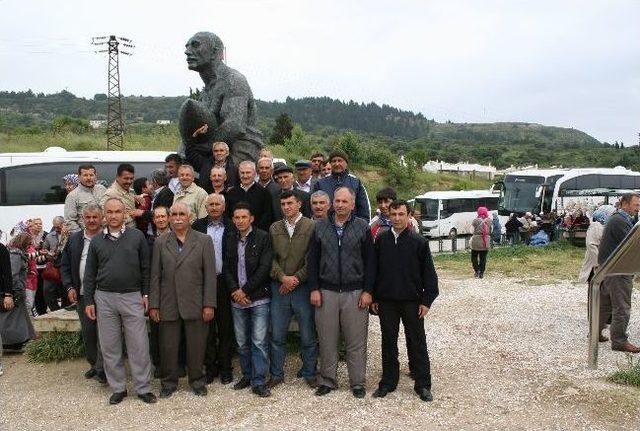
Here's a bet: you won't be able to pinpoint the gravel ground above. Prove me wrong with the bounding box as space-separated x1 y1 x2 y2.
1 273 639 431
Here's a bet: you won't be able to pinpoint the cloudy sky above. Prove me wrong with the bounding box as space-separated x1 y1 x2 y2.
1 0 638 146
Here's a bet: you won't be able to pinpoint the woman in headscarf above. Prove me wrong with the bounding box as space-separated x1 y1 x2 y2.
63 174 79 195
470 206 492 278
578 205 615 283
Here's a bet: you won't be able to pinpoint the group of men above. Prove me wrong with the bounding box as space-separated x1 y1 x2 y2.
59 142 439 406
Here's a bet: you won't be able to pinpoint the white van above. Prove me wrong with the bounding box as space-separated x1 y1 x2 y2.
0 147 170 243
413 190 504 238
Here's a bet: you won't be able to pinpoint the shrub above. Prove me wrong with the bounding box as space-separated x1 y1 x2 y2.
25 331 85 363
609 356 640 387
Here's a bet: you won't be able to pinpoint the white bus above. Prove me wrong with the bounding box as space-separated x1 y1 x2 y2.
496 167 640 216
0 147 170 243
413 190 503 238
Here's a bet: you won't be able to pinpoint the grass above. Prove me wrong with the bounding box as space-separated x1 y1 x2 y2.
25 331 85 363
609 357 640 387
434 241 585 283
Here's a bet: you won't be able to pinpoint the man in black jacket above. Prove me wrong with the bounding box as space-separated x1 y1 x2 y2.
145 169 174 235
598 193 640 353
62 204 106 383
372 200 439 402
192 193 236 384
308 187 376 398
224 202 273 397
272 163 311 220
225 161 273 231
187 141 238 193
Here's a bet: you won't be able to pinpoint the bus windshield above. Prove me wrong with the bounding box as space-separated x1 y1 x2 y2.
420 199 439 221
501 175 544 214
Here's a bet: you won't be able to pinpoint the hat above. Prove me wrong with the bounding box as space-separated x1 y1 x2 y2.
328 149 349 163
273 162 293 175
295 160 312 170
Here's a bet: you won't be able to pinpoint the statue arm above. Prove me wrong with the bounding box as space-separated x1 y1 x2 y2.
214 93 249 142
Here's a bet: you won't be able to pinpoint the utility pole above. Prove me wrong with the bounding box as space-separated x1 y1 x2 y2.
92 35 134 150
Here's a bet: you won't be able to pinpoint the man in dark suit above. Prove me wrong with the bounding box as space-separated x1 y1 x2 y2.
294 160 318 193
192 193 235 384
257 157 280 196
62 204 106 383
145 169 174 235
598 192 640 353
272 163 311 220
225 161 273 231
149 202 217 398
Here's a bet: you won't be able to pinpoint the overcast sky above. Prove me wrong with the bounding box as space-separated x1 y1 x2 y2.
1 0 638 146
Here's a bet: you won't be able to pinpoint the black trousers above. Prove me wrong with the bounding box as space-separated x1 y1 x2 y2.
160 318 208 390
76 295 103 372
378 300 431 391
204 275 235 376
471 250 488 274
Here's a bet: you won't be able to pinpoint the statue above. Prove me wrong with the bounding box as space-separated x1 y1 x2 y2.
179 31 264 165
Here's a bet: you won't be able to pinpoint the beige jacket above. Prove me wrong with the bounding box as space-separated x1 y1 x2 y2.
100 182 137 228
173 182 208 223
64 183 107 232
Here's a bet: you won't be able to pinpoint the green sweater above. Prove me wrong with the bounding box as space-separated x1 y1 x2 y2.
269 217 315 283
83 228 150 305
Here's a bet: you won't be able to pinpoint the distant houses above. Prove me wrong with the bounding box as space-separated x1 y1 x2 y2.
89 120 106 129
422 160 497 179
156 120 170 125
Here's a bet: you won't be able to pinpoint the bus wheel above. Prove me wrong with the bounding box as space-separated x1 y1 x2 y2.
448 228 457 239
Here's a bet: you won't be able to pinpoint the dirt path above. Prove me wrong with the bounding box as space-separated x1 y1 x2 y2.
1 274 638 430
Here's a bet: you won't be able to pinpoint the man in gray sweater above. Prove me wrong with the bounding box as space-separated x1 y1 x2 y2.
598 192 640 354
84 197 156 405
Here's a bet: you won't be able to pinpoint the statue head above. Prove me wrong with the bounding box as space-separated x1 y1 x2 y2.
184 32 225 71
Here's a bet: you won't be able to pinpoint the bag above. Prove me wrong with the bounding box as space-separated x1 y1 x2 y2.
42 260 62 284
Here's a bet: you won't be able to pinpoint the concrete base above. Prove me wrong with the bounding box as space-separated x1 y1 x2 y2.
33 308 81 333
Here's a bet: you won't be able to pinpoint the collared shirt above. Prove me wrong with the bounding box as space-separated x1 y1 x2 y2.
207 218 225 275
284 213 303 238
240 182 255 192
173 182 208 223
295 179 312 193
233 227 270 310
168 177 181 194
101 182 137 228
103 225 126 241
259 178 274 188
391 227 405 244
78 231 93 295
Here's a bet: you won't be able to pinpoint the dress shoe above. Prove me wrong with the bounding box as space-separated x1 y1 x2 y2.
138 392 157 404
315 385 333 396
352 387 366 398
478 272 484 279
233 377 251 390
612 342 640 354
220 373 233 385
415 388 433 402
109 391 127 405
159 387 176 399
252 385 271 397
304 377 318 388
267 377 284 389
599 334 609 342
193 386 208 397
372 387 394 398
95 371 107 385
84 368 97 379
474 271 479 278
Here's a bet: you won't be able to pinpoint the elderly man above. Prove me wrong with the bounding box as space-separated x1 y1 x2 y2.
257 157 280 196
272 164 311 220
83 198 155 405
294 160 317 193
598 192 640 353
313 150 371 221
225 161 273 231
188 141 238 193
144 169 174 235
100 164 144 229
308 187 376 398
372 200 439 402
209 166 229 195
268 190 317 389
225 202 273 397
173 164 208 223
62 204 105 383
64 164 107 232
193 193 235 384
150 202 217 398
310 190 331 220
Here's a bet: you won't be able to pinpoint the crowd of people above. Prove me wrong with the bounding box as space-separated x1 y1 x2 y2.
0 143 439 405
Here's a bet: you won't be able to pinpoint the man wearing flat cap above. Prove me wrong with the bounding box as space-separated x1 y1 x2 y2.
312 150 371 222
294 160 317 194
272 163 311 221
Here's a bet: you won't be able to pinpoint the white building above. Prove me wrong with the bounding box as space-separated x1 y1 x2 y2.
89 120 106 129
422 160 497 179
156 120 171 125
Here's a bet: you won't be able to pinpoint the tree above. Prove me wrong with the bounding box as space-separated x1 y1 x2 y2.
334 131 364 166
406 148 429 168
269 113 294 146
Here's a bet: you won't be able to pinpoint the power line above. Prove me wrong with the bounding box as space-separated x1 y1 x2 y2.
91 35 135 150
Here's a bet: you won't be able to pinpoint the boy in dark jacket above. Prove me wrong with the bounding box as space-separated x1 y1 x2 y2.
372 200 438 402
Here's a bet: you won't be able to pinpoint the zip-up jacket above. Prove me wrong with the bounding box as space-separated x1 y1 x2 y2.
312 170 371 222
307 212 376 293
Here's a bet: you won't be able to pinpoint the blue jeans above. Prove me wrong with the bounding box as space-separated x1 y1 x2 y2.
269 281 318 379
232 302 270 387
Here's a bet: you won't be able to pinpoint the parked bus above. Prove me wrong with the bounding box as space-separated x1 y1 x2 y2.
413 190 503 238
496 167 640 216
0 147 170 243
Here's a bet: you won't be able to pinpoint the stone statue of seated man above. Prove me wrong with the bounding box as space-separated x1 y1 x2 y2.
179 31 263 166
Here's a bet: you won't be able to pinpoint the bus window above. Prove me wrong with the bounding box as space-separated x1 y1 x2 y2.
419 199 439 221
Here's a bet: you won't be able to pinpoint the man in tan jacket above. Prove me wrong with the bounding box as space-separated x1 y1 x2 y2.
268 189 317 389
99 164 144 229
149 202 217 398
172 164 208 223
